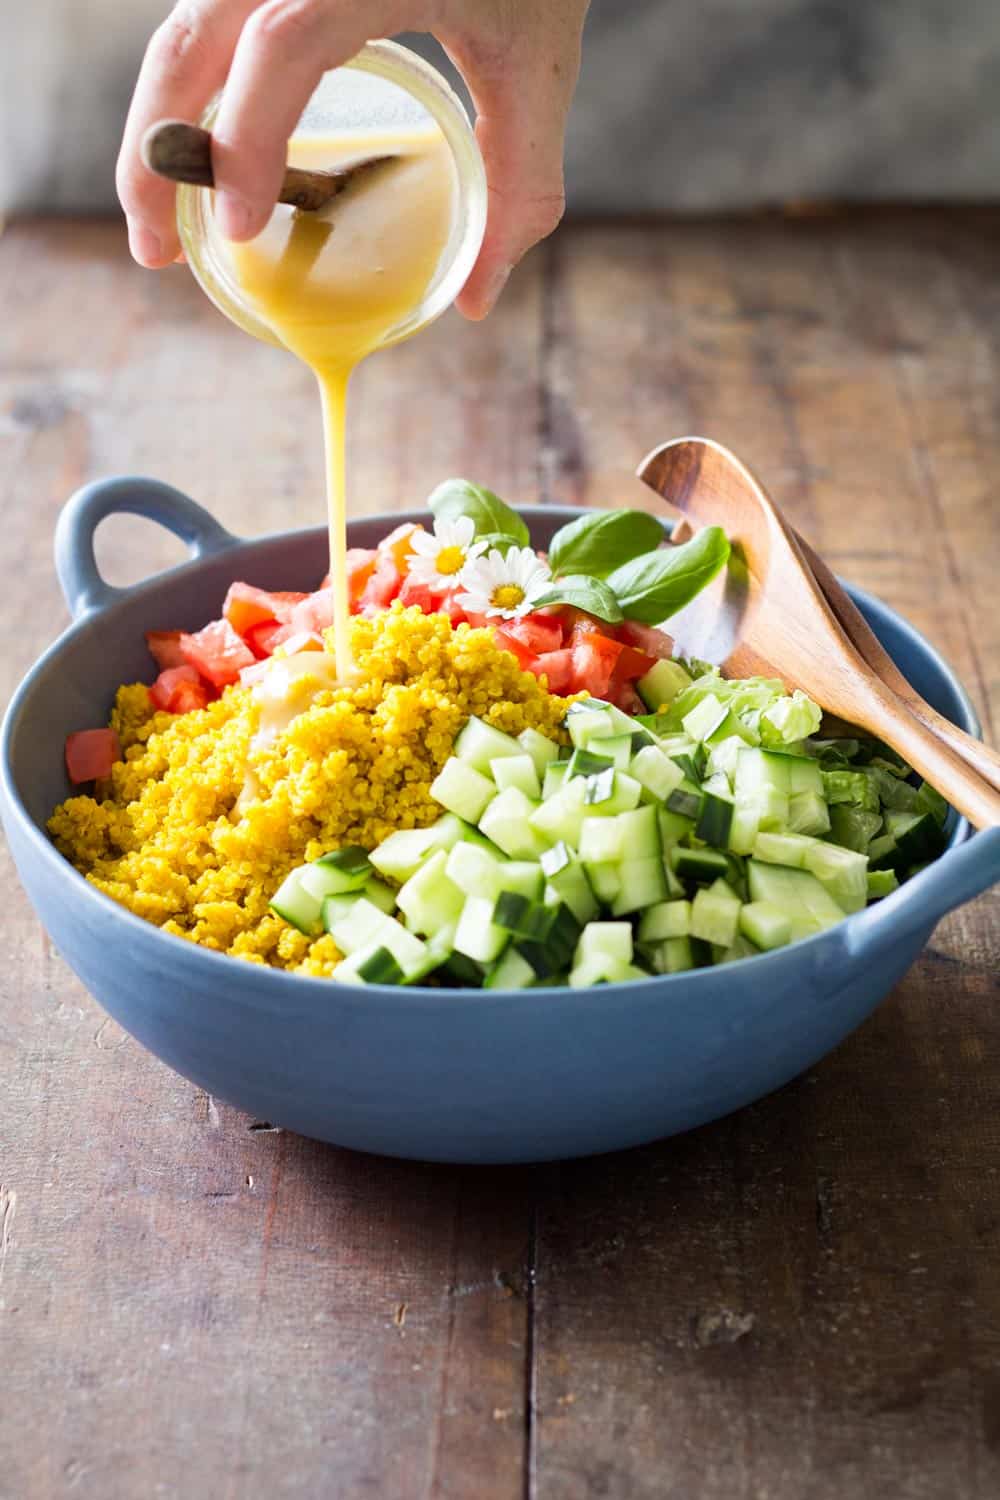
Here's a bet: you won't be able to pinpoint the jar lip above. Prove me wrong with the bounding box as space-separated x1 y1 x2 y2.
177 39 487 353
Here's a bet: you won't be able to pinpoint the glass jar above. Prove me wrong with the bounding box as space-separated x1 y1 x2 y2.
177 39 487 352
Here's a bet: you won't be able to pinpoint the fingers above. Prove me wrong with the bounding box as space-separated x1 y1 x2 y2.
211 0 422 241
443 9 585 320
118 0 259 266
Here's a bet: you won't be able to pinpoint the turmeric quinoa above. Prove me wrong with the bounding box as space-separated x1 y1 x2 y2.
49 606 570 976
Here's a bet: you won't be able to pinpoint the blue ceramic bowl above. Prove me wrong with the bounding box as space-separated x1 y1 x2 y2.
2 478 998 1163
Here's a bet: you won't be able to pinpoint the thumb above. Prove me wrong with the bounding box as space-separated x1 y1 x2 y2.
448 42 581 319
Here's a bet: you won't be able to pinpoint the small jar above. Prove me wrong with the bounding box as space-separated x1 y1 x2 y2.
177 40 487 352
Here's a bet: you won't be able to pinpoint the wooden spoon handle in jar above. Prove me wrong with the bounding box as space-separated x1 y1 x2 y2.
141 120 393 213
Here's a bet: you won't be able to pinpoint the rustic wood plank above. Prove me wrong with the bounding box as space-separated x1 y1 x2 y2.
532 209 1000 1500
1 212 998 1500
0 218 539 1500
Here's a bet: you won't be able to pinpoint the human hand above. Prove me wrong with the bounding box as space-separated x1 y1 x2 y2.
117 0 589 318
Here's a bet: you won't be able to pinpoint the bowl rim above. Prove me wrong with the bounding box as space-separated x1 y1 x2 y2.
0 509 980 1007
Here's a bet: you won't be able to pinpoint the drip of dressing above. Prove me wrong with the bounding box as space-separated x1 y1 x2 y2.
223 127 456 684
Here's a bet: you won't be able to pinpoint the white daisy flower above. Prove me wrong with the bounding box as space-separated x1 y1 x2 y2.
456 546 553 620
406 516 486 590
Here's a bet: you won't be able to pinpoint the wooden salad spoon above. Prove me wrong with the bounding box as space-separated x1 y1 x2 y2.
636 436 1000 830
141 121 394 213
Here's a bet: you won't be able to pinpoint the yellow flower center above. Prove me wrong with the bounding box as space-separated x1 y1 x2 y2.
491 584 526 611
435 545 466 576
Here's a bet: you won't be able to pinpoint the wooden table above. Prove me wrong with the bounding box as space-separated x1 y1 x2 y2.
1 213 998 1499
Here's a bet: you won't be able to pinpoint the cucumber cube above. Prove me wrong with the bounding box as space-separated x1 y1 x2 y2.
369 816 467 883
637 658 693 711
539 843 599 925
431 757 497 824
494 861 545 902
567 704 619 747
445 840 505 899
752 831 820 868
866 869 899 900
651 936 697 974
610 857 669 915
690 878 742 947
579 817 625 864
630 744 685 802
542 760 569 798
484 948 537 990
638 900 692 942
395 849 465 936
453 896 509 963
517 727 560 777
682 695 730 744
801 842 868 914
364 877 399 914
747 861 846 940
788 790 832 837
575 922 634 967
491 753 541 799
827 803 881 852
738 900 792 951
585 862 622 904
567 745 617 780
529 777 589 848
454 715 525 775
480 786 550 859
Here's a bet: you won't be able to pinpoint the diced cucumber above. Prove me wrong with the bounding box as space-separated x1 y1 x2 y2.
585 861 622 904
667 744 706 785
484 947 538 990
300 860 369 904
494 861 545 902
530 776 589 848
657 806 696 850
596 734 638 771
356 945 406 985
682 695 730 744
712 933 761 965
515 903 582 977
453 895 510 963
827 803 881 853
666 788 701 820
738 900 792 951
637 658 693 711
696 789 734 849
788 789 832 837
610 856 669 915
583 769 643 814
492 892 555 940
705 734 745 786
690 878 742 947
314 845 373 880
395 849 465 935
517 727 559 778
539 842 599 925
746 861 846 941
576 922 634 967
270 866 323 936
801 842 868 914
638 899 692 942
454 715 524 775
490 752 541 799
445 840 505 900
735 747 790 831
566 703 619 747
480 786 550 859
542 760 570 799
369 814 468 883
752 831 820 868
704 709 757 749
442 951 486 986
364 877 399 914
579 816 625 864
727 801 760 857
883 810 945 866
615 804 662 858
630 744 685 802
670 846 730 882
431 757 497 824
866 869 899 900
649 935 697 974
822 768 880 812
567 745 616 780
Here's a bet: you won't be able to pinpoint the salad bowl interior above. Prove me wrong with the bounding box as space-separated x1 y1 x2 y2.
1 477 997 1163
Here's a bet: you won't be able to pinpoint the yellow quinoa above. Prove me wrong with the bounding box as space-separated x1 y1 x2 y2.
48 605 571 977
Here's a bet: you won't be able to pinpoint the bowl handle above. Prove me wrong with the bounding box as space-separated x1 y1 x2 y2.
54 476 237 620
846 826 1000 956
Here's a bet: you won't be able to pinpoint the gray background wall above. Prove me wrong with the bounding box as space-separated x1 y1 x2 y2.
2 0 998 218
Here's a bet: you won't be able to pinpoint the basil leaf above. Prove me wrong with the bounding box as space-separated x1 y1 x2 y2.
606 526 730 624
548 509 665 579
533 575 623 624
427 479 530 547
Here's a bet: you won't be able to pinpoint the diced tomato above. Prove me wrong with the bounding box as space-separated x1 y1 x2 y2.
615 620 674 660
611 643 657 684
244 620 286 658
397 575 438 613
460 608 492 630
609 682 645 715
170 680 213 714
344 549 377 609
222 583 308 638
535 648 575 694
65 728 121 784
379 522 420 572
502 612 564 656
289 590 334 636
149 664 200 711
179 618 256 688
493 628 543 677
145 631 188 670
435 589 469 628
358 553 403 612
569 631 625 698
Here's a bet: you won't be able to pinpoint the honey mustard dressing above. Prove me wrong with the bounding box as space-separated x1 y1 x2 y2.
222 126 456 679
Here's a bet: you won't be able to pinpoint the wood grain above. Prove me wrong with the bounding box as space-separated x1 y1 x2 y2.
1 212 998 1500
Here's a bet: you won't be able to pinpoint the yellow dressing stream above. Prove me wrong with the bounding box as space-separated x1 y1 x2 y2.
223 127 456 679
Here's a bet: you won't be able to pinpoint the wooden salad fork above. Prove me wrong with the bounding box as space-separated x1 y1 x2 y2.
636 436 1000 830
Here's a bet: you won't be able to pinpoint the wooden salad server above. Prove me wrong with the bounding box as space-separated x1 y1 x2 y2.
141 121 394 213
636 436 1000 830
